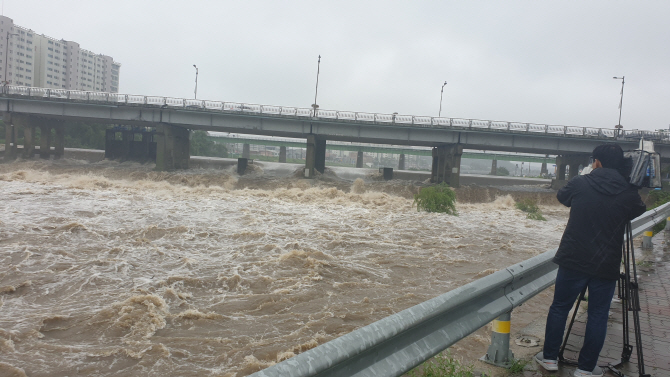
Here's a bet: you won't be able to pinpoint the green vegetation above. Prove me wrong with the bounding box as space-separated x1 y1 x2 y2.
190 130 228 158
507 359 528 374
648 190 670 235
63 122 107 149
515 198 546 221
413 183 457 215
408 353 480 377
496 166 510 176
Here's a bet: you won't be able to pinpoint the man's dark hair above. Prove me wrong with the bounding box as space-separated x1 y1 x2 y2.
592 143 624 169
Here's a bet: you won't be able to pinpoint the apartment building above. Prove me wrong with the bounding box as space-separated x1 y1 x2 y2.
0 15 120 92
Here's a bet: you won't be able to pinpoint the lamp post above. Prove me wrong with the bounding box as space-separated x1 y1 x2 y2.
193 64 198 99
613 76 625 136
3 32 19 85
312 55 321 117
439 81 447 117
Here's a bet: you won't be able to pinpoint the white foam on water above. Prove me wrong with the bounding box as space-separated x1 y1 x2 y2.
0 159 568 376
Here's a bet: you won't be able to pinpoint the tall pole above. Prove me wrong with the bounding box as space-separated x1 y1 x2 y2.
613 76 625 136
312 55 321 117
193 64 199 99
439 81 447 117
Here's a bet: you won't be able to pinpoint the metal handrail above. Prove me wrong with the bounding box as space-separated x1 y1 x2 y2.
1 84 668 143
249 202 670 377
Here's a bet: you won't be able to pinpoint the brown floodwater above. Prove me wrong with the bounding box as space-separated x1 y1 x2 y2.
0 159 569 376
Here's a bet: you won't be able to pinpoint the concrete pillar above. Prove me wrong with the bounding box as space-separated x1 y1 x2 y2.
305 135 326 178
39 124 51 159
540 162 548 176
481 311 515 367
491 159 498 175
279 146 287 163
242 143 250 159
121 130 133 161
52 121 65 159
381 167 393 180
155 124 190 171
356 151 364 168
431 144 463 187
398 153 405 170
237 158 249 175
18 115 36 159
4 113 17 161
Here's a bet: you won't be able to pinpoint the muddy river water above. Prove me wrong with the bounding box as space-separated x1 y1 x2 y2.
0 159 569 376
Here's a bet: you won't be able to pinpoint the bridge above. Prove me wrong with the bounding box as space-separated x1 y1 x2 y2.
3 86 668 186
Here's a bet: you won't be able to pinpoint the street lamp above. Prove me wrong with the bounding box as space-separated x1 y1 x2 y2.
3 32 19 86
613 76 625 135
439 81 447 117
312 55 321 117
193 64 198 99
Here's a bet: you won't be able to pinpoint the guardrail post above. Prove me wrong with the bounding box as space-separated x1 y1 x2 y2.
642 229 654 249
665 217 670 231
481 311 515 367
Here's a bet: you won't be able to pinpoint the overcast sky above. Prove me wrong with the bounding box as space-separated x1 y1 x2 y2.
6 1 670 131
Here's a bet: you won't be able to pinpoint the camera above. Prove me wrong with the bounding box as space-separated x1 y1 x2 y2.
623 139 661 189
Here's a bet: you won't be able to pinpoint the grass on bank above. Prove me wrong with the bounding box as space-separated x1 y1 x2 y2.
408 352 528 377
515 198 546 221
413 183 458 215
648 190 670 235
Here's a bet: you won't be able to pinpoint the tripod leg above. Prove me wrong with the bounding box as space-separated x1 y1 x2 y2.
628 224 650 377
558 286 588 362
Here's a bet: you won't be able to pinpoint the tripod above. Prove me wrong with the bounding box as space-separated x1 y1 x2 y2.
558 221 650 377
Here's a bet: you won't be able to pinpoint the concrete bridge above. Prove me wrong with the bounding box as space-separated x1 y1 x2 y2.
3 86 668 186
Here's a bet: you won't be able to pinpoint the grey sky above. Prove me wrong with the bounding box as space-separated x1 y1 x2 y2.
6 1 670 131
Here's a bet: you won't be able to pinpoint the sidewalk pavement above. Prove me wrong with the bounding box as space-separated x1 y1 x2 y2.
541 231 670 377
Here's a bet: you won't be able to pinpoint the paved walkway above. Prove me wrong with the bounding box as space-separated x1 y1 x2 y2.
557 232 670 377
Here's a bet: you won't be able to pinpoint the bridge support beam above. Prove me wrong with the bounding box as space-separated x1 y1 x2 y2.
52 121 65 159
356 151 364 168
305 135 326 178
490 159 498 175
431 144 463 187
39 124 51 159
279 146 287 163
556 154 589 180
3 113 18 161
242 143 250 159
398 153 405 170
155 124 190 171
12 114 37 159
540 162 548 176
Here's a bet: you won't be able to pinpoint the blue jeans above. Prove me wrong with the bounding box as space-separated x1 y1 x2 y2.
543 266 617 371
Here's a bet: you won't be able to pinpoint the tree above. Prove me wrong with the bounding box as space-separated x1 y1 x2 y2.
496 166 510 176
190 131 228 158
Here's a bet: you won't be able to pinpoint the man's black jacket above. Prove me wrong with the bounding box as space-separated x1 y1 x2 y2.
553 167 646 280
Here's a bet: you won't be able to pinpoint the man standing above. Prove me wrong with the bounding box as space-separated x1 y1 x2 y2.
535 144 646 376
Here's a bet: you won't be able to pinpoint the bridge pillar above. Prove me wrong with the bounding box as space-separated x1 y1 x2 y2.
431 144 463 187
540 162 548 176
490 159 498 175
305 135 326 178
39 124 52 159
121 130 133 161
555 154 589 180
356 151 364 168
398 153 405 170
3 113 18 161
155 124 190 171
242 143 250 159
52 121 65 159
13 114 37 159
279 146 287 163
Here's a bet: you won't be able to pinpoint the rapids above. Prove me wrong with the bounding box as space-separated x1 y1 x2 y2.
0 159 569 376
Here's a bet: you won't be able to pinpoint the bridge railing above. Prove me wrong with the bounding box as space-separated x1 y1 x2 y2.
2 84 669 143
248 202 670 377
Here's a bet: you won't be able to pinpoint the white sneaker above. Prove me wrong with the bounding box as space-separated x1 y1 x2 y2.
574 366 603 377
534 351 558 371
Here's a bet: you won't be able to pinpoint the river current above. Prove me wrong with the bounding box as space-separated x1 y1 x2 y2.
0 159 568 376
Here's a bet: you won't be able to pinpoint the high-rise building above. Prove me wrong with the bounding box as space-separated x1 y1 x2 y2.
0 15 120 93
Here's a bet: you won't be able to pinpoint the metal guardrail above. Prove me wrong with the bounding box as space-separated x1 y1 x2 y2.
2 85 669 143
249 202 670 377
